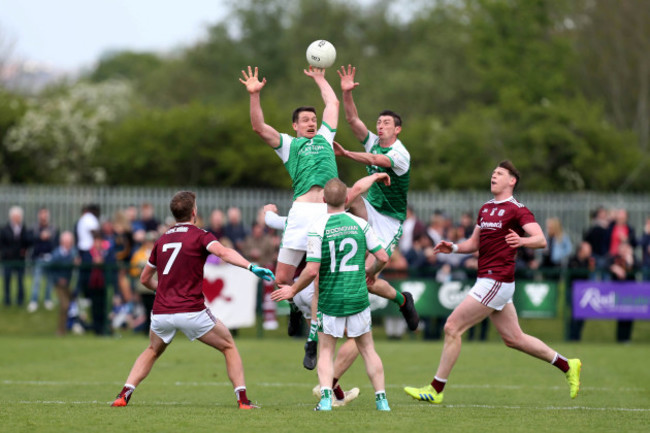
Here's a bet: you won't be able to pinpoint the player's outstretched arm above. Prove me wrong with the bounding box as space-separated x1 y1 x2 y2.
270 261 319 302
333 141 392 168
337 65 368 142
239 66 281 148
346 172 390 205
207 241 275 281
304 66 339 130
434 226 481 255
507 223 547 250
263 204 287 231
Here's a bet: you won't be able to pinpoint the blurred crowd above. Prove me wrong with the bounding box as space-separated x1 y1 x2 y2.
0 202 282 337
1 202 648 342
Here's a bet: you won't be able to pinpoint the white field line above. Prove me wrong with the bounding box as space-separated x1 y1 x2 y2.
1 379 646 393
11 400 650 412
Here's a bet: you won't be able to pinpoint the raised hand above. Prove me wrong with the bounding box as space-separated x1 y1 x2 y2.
337 64 359 92
374 173 391 186
304 65 326 79
239 66 266 94
333 141 347 156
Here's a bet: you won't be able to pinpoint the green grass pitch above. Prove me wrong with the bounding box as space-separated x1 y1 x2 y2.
1 309 649 433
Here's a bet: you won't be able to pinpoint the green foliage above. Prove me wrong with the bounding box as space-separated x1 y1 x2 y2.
0 0 645 191
0 89 27 184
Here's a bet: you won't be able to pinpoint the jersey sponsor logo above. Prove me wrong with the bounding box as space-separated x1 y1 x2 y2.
325 225 359 236
298 141 327 156
166 226 189 234
480 220 503 230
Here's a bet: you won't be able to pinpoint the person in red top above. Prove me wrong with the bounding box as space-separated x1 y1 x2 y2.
404 160 582 403
111 191 274 410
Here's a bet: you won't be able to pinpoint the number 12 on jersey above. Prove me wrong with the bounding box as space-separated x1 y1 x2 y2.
328 238 359 273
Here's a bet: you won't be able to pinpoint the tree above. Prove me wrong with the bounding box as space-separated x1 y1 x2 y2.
3 80 133 183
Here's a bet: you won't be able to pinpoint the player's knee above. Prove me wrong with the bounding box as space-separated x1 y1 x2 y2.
443 320 462 339
501 333 521 349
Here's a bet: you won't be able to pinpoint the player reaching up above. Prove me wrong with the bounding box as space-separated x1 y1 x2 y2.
240 65 339 367
404 161 581 404
272 178 391 411
336 64 418 331
111 191 274 410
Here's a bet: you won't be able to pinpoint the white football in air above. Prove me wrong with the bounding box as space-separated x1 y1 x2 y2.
306 40 337 69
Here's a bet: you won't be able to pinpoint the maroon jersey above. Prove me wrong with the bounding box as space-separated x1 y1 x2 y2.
476 197 536 283
148 223 218 314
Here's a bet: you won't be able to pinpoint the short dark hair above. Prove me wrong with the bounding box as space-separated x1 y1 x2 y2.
292 106 317 123
323 178 348 207
498 160 520 190
170 191 196 222
378 110 402 127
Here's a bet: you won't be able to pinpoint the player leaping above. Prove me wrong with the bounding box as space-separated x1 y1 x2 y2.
336 64 418 330
240 65 339 368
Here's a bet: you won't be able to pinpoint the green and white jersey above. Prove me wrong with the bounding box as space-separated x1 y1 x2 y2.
275 123 338 201
306 211 382 317
362 131 410 221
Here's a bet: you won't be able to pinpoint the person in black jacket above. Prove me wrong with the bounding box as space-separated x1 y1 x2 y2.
1 206 32 306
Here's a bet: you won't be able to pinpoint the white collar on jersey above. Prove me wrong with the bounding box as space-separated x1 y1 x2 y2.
175 222 193 225
492 196 514 204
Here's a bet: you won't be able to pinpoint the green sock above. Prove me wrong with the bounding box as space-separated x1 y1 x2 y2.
375 391 387 401
307 321 319 342
321 388 332 399
393 291 405 306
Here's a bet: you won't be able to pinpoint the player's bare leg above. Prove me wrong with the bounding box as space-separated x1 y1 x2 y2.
366 255 419 330
435 296 492 379
315 332 337 411
490 303 581 397
198 320 257 408
112 331 168 406
334 338 359 378
354 331 389 410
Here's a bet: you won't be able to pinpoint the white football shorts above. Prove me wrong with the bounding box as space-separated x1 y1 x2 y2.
151 309 217 344
293 281 315 320
279 202 328 262
468 278 515 311
318 307 372 338
362 198 402 256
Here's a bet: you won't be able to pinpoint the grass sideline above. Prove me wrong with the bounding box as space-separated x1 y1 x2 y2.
1 310 649 433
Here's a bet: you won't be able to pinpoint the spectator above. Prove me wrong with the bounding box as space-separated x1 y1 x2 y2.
1 206 32 307
583 206 611 279
426 211 446 247
609 241 637 343
138 202 160 233
640 216 650 280
224 206 247 251
608 208 637 257
459 212 475 239
566 241 596 341
129 231 158 335
28 207 59 312
75 204 100 300
49 231 78 336
112 211 134 304
542 217 573 268
240 222 276 268
88 232 115 335
206 209 226 240
398 205 425 255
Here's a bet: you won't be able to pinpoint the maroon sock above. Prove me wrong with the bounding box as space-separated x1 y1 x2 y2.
552 354 570 373
332 378 345 400
120 386 134 403
431 378 446 393
235 387 248 403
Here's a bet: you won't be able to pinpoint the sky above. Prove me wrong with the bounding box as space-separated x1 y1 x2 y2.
0 0 230 72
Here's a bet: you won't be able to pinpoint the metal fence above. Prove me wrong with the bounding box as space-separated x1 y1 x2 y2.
2 185 650 246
